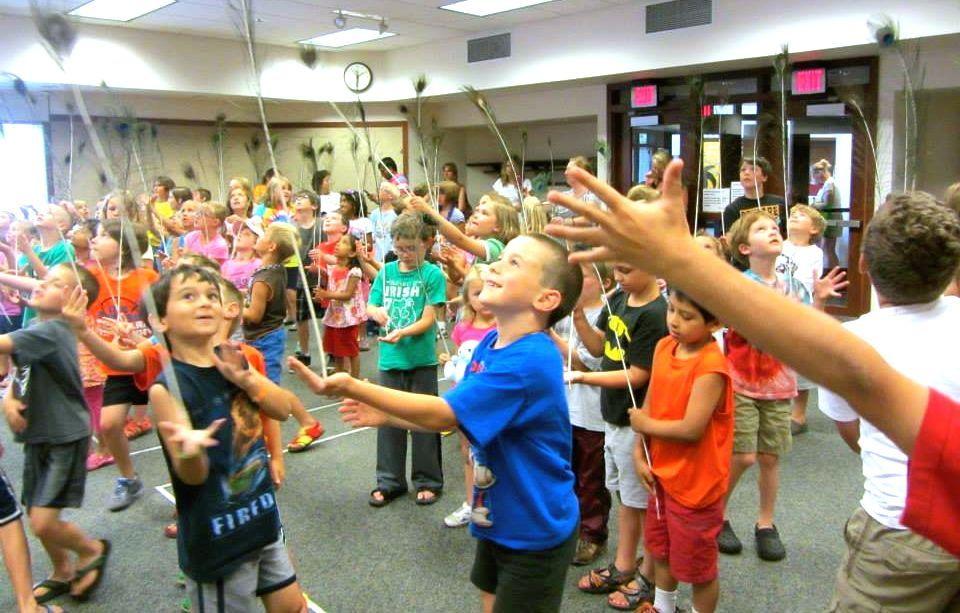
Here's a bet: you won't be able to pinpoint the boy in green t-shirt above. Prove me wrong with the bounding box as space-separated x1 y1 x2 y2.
13 205 76 326
366 214 447 507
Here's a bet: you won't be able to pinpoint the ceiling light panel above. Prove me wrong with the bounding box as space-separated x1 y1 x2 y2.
300 28 395 49
69 0 177 22
440 0 559 17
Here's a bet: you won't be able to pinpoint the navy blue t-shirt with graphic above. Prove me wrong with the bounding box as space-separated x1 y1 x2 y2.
155 359 281 583
444 330 578 551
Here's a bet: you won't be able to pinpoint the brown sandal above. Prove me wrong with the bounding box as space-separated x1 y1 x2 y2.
577 562 634 594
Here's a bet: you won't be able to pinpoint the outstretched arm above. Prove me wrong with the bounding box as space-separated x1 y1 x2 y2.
410 198 486 258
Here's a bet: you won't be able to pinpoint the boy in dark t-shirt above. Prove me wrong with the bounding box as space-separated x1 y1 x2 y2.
145 266 307 612
569 262 668 607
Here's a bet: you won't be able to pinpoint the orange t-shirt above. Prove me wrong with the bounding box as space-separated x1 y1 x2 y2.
88 266 160 376
648 336 734 509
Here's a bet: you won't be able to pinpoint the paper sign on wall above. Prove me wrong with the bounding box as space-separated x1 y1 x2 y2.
702 188 730 213
730 181 745 200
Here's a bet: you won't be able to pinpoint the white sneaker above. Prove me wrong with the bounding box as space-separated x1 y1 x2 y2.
443 501 472 528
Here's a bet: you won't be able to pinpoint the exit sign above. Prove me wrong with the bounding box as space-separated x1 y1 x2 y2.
631 84 658 108
792 68 826 95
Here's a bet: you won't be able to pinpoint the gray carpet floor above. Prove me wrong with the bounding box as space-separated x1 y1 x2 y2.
0 335 862 612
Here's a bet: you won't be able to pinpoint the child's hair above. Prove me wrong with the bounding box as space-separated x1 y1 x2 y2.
727 209 778 266
412 183 429 198
390 213 426 242
626 184 660 202
481 193 521 244
263 222 298 262
416 211 438 241
147 265 222 319
382 157 399 174
521 196 548 234
524 234 583 327
230 176 251 191
338 234 362 270
266 175 293 208
155 176 175 192
340 191 361 219
171 187 192 206
862 192 960 304
459 264 488 322
201 201 229 224
261 168 276 185
219 278 244 336
179 253 222 273
59 263 100 305
694 230 725 258
438 181 460 205
651 149 672 173
812 158 832 174
311 169 331 194
101 219 148 269
229 185 254 217
499 154 522 184
105 190 141 223
442 162 459 179
740 155 772 177
789 204 826 239
568 155 593 174
590 260 614 287
944 182 960 215
294 190 320 211
670 287 718 324
195 188 212 202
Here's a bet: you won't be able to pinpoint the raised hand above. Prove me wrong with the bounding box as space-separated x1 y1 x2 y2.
212 342 254 390
338 398 388 428
287 357 351 396
813 267 850 308
62 286 89 332
158 418 225 459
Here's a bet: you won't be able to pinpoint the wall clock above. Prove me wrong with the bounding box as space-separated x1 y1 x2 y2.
344 62 373 93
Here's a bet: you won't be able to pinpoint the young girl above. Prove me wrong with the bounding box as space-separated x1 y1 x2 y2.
628 289 733 613
182 201 229 265
341 191 373 247
440 265 496 528
315 234 365 378
225 183 254 239
492 155 531 206
782 205 826 434
370 182 400 262
221 220 262 296
414 193 519 265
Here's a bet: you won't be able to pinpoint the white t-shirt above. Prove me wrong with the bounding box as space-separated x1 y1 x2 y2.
554 306 605 432
780 241 823 296
348 217 373 241
492 178 532 206
319 192 341 216
818 297 960 529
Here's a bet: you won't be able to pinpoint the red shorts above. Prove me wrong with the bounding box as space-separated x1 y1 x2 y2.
644 487 725 584
324 324 360 358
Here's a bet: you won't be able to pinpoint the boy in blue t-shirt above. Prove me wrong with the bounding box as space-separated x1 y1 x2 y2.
292 232 584 611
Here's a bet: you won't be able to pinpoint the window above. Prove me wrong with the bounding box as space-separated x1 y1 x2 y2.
0 123 49 211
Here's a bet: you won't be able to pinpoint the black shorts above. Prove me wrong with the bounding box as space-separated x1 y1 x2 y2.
285 267 300 291
0 467 22 526
103 374 149 407
295 286 324 323
470 529 577 611
22 439 87 509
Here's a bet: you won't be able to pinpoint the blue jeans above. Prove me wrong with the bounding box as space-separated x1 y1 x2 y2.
249 327 287 383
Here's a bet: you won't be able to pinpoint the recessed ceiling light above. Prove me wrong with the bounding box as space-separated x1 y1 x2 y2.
69 0 177 22
300 28 395 48
439 0 558 17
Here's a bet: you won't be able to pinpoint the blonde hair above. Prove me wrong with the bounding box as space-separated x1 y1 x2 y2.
459 265 488 322
728 209 778 266
567 156 593 174
266 175 293 209
480 193 520 244
521 196 548 234
693 231 725 259
812 159 832 172
944 182 960 216
263 221 298 262
626 184 660 202
789 204 826 239
438 181 460 204
230 176 251 191
202 201 229 224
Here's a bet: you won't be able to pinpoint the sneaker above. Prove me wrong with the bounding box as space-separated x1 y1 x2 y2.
571 539 606 566
107 476 144 512
755 524 786 561
717 519 742 554
359 336 371 352
444 501 472 527
285 320 297 331
86 452 115 472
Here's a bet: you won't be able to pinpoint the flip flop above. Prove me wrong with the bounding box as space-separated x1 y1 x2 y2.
33 578 71 604
415 487 442 506
71 539 111 602
368 488 404 508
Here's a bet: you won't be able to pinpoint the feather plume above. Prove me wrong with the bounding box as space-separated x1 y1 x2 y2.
299 44 318 70
30 5 77 69
182 162 197 183
773 44 791 206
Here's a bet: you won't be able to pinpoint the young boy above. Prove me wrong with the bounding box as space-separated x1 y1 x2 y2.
550 262 612 567
782 204 826 434
143 266 306 612
817 194 960 611
2 264 109 605
547 159 960 559
721 157 787 235
182 201 229 265
292 232 583 611
569 262 667 607
364 214 446 506
13 204 76 326
291 191 324 369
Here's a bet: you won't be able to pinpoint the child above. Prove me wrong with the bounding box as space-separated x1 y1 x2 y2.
226 183 254 239
546 160 960 558
549 262 612 565
314 234 365 378
816 194 960 611
143 266 307 613
370 181 400 262
782 204 826 434
168 200 200 263
242 223 325 453
440 265 497 528
292 233 583 611
341 190 373 246
629 289 734 613
87 220 158 512
2 264 109 605
568 262 667 608
437 181 466 228
380 156 409 190
221 220 262 296
291 192 324 367
364 213 446 507
414 192 520 265
182 201 229 265
14 204 75 326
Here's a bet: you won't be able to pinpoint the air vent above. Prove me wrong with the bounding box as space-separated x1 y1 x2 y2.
468 33 511 63
646 0 711 34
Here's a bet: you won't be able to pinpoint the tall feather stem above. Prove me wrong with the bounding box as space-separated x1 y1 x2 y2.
234 0 278 174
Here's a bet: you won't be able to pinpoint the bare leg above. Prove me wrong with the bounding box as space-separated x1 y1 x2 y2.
297 322 310 356
459 432 474 505
757 453 780 527
481 591 495 613
613 504 644 574
692 578 720 613
348 356 359 379
285 288 297 324
652 556 677 591
28 508 103 597
724 453 756 509
0 518 42 613
262 580 306 613
101 403 135 478
289 402 319 429
791 390 810 426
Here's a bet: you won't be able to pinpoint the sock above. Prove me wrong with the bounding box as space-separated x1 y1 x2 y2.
654 588 678 613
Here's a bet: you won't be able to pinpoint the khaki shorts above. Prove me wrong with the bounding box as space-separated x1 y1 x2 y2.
733 394 791 455
829 507 960 612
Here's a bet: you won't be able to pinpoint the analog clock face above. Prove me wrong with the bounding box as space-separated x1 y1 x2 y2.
344 62 373 93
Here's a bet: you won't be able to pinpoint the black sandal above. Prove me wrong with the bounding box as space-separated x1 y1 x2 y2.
71 539 111 602
415 487 441 506
577 562 634 594
33 578 71 604
368 489 404 508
